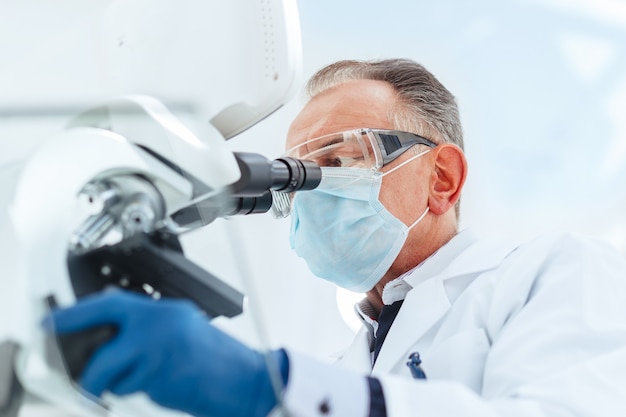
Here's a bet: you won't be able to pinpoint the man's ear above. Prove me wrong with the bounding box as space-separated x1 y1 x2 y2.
428 144 467 215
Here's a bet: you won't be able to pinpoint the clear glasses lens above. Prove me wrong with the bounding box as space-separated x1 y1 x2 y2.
275 129 384 217
283 130 381 169
276 128 436 217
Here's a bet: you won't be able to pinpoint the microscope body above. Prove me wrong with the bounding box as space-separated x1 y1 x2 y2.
0 0 311 415
0 96 242 417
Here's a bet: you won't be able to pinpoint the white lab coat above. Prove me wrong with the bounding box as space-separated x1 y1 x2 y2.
281 230 626 417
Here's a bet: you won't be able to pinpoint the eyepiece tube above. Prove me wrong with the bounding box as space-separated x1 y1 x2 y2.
271 157 321 193
231 152 321 196
228 193 273 215
169 153 322 229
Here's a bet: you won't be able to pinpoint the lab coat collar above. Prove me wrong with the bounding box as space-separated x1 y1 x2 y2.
377 229 478 305
402 228 481 289
371 229 520 375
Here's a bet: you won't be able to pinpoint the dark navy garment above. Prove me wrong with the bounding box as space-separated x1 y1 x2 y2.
368 377 386 417
373 300 405 364
368 299 405 417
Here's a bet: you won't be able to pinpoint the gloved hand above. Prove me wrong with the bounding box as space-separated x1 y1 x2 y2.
43 290 288 417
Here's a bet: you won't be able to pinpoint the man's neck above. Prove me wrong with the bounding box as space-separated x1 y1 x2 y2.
366 223 458 314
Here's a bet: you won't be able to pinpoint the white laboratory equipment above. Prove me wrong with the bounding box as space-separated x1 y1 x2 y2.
0 1 310 416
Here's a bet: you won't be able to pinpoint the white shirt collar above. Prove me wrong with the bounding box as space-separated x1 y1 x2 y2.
380 272 413 305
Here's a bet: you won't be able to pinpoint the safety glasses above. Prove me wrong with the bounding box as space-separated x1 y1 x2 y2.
270 128 437 218
283 128 437 170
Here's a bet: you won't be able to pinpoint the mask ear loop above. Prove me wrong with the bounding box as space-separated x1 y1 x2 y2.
381 148 432 230
381 148 432 176
407 206 429 230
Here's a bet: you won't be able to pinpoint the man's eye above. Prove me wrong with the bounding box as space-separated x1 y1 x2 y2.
318 156 343 167
326 156 366 168
337 155 365 168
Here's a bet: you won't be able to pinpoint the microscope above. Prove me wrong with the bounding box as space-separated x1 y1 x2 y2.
0 0 316 416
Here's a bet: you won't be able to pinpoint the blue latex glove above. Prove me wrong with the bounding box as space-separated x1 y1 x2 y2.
43 290 288 417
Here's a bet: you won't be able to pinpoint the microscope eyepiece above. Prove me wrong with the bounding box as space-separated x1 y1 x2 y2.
169 152 322 228
230 152 321 196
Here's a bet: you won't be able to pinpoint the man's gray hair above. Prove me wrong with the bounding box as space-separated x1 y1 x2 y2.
305 59 464 150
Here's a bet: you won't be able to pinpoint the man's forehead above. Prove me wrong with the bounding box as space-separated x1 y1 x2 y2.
286 80 398 149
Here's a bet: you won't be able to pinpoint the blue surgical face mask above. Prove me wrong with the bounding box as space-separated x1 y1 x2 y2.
289 149 431 292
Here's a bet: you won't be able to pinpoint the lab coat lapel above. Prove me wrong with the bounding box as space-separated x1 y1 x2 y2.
335 326 373 373
372 276 450 374
371 232 520 375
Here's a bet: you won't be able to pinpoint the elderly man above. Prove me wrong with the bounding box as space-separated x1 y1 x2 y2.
48 59 626 417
